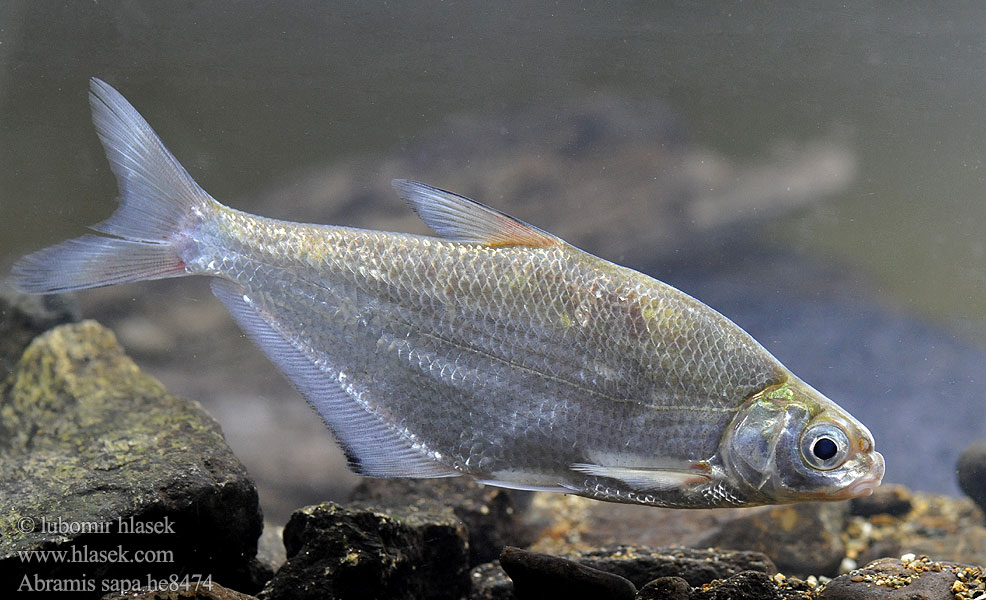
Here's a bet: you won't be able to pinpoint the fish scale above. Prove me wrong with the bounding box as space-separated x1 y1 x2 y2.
189 205 783 472
10 78 884 507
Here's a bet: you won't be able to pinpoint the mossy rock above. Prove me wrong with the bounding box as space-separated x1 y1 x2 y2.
0 320 266 593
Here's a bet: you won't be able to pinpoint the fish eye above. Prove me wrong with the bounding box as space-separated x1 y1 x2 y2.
800 422 850 471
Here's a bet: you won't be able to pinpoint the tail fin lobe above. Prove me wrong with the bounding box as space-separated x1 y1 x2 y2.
10 78 217 294
11 236 185 294
87 77 219 242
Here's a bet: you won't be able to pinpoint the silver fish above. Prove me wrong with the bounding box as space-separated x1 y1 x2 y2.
11 79 884 508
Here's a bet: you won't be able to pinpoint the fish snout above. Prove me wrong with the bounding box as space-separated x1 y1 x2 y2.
830 450 885 499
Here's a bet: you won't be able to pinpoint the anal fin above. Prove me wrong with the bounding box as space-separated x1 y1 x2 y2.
210 279 458 479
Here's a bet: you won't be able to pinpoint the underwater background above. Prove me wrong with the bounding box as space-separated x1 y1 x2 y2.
2 2 984 524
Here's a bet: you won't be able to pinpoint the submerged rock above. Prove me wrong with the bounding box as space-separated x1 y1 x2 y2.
691 570 783 600
350 476 535 566
697 502 849 577
260 501 469 600
851 485 913 518
469 546 775 600
499 546 636 600
522 487 985 589
957 442 986 519
0 321 265 594
574 546 776 588
635 576 692 600
820 556 984 600
0 285 77 381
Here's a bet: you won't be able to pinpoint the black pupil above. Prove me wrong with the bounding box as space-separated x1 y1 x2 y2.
813 437 838 460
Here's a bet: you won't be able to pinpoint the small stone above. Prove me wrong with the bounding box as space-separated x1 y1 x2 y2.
636 576 691 600
499 546 636 600
851 484 913 517
841 557 858 573
259 501 469 600
469 562 514 600
957 442 986 518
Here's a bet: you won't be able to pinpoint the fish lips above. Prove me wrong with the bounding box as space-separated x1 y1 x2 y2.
827 449 885 499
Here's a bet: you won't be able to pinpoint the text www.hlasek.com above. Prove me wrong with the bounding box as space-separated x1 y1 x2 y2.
13 515 213 594
18 545 174 564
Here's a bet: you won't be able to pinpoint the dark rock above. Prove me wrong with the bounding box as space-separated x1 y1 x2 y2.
957 441 986 518
0 285 77 381
0 321 265 594
574 546 776 588
469 562 514 600
698 501 848 577
499 546 636 600
692 570 781 600
851 485 913 518
259 501 469 600
350 476 535 566
820 556 984 600
101 581 260 599
636 576 691 600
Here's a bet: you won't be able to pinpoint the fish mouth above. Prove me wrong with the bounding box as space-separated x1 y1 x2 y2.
828 450 885 500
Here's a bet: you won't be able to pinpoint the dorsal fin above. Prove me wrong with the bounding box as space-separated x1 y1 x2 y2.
392 179 561 248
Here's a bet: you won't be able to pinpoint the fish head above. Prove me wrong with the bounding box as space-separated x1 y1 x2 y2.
722 379 884 504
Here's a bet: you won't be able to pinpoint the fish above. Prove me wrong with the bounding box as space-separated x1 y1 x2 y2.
10 78 885 508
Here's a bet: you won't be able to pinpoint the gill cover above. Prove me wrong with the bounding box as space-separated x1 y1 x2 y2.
721 380 868 502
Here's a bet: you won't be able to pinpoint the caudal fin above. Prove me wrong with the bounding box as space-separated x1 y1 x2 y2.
10 78 218 294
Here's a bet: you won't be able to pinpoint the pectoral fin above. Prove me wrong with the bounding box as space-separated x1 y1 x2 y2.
570 462 713 492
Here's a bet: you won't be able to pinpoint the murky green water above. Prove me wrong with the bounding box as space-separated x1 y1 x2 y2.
3 2 984 335
2 3 984 509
